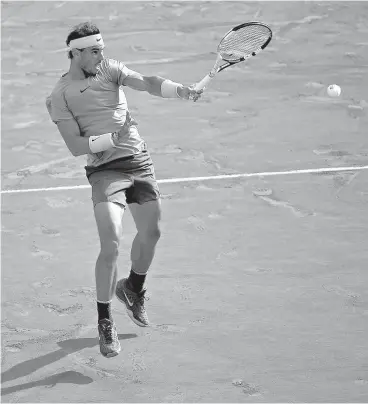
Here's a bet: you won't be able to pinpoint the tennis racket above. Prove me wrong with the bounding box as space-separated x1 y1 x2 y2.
193 22 272 91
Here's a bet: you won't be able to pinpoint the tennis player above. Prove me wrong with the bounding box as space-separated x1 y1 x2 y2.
46 22 202 358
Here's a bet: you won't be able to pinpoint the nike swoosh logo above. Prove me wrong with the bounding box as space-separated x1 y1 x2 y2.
80 86 90 93
123 288 134 307
97 38 101 42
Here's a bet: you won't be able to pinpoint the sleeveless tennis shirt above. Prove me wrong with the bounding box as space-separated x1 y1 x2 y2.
46 58 145 167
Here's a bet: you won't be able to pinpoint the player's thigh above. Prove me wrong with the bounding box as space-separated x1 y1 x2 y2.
88 170 131 245
94 202 125 248
128 200 162 238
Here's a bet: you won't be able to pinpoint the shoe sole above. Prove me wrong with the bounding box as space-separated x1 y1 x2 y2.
102 350 120 358
116 293 149 328
99 328 121 358
99 342 121 358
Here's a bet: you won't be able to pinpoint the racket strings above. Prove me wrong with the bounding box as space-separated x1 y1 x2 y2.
219 25 271 61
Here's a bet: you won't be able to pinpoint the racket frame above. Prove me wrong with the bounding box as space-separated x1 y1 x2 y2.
194 21 272 91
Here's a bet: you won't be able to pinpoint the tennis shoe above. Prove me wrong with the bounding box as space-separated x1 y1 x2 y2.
98 318 121 358
116 278 150 327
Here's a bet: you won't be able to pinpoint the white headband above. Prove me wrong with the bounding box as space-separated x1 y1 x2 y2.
68 34 104 49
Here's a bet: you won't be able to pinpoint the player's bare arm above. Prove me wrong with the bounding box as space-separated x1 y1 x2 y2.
54 117 116 157
122 70 203 101
56 119 87 156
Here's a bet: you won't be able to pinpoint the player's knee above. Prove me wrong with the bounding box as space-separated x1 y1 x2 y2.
99 239 120 260
138 224 161 244
141 225 161 244
151 226 161 242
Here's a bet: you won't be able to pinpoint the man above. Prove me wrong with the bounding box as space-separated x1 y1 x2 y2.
46 22 202 358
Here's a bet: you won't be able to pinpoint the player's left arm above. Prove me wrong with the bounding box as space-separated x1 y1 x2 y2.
122 69 202 101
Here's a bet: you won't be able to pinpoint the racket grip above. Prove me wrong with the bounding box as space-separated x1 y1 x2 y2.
194 74 213 91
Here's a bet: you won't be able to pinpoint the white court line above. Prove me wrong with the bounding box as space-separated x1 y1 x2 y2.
1 165 367 195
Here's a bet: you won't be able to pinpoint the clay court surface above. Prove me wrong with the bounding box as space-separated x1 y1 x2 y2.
1 1 368 402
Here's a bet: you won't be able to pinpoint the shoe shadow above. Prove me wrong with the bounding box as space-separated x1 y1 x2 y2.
1 333 137 385
1 370 93 396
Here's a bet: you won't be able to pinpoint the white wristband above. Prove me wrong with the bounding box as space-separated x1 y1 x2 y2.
161 80 182 98
88 133 115 153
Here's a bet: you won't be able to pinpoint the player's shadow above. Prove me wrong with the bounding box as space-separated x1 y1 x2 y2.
1 370 93 396
1 333 137 394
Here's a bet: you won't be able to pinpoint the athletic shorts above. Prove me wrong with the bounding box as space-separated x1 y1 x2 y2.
85 150 160 208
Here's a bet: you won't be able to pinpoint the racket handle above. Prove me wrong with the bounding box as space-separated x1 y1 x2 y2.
194 74 213 91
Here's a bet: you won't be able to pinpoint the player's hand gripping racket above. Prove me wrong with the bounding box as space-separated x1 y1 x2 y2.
193 22 272 91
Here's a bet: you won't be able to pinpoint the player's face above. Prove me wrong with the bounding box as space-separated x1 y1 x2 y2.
78 47 104 76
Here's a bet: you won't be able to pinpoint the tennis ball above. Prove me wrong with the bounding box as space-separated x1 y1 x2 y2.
327 84 341 98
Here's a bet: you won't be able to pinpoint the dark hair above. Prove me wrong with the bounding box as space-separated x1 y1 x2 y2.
66 22 100 59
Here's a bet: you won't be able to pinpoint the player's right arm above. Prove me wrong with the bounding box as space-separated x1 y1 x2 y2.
46 93 90 156
46 94 116 157
55 119 91 157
